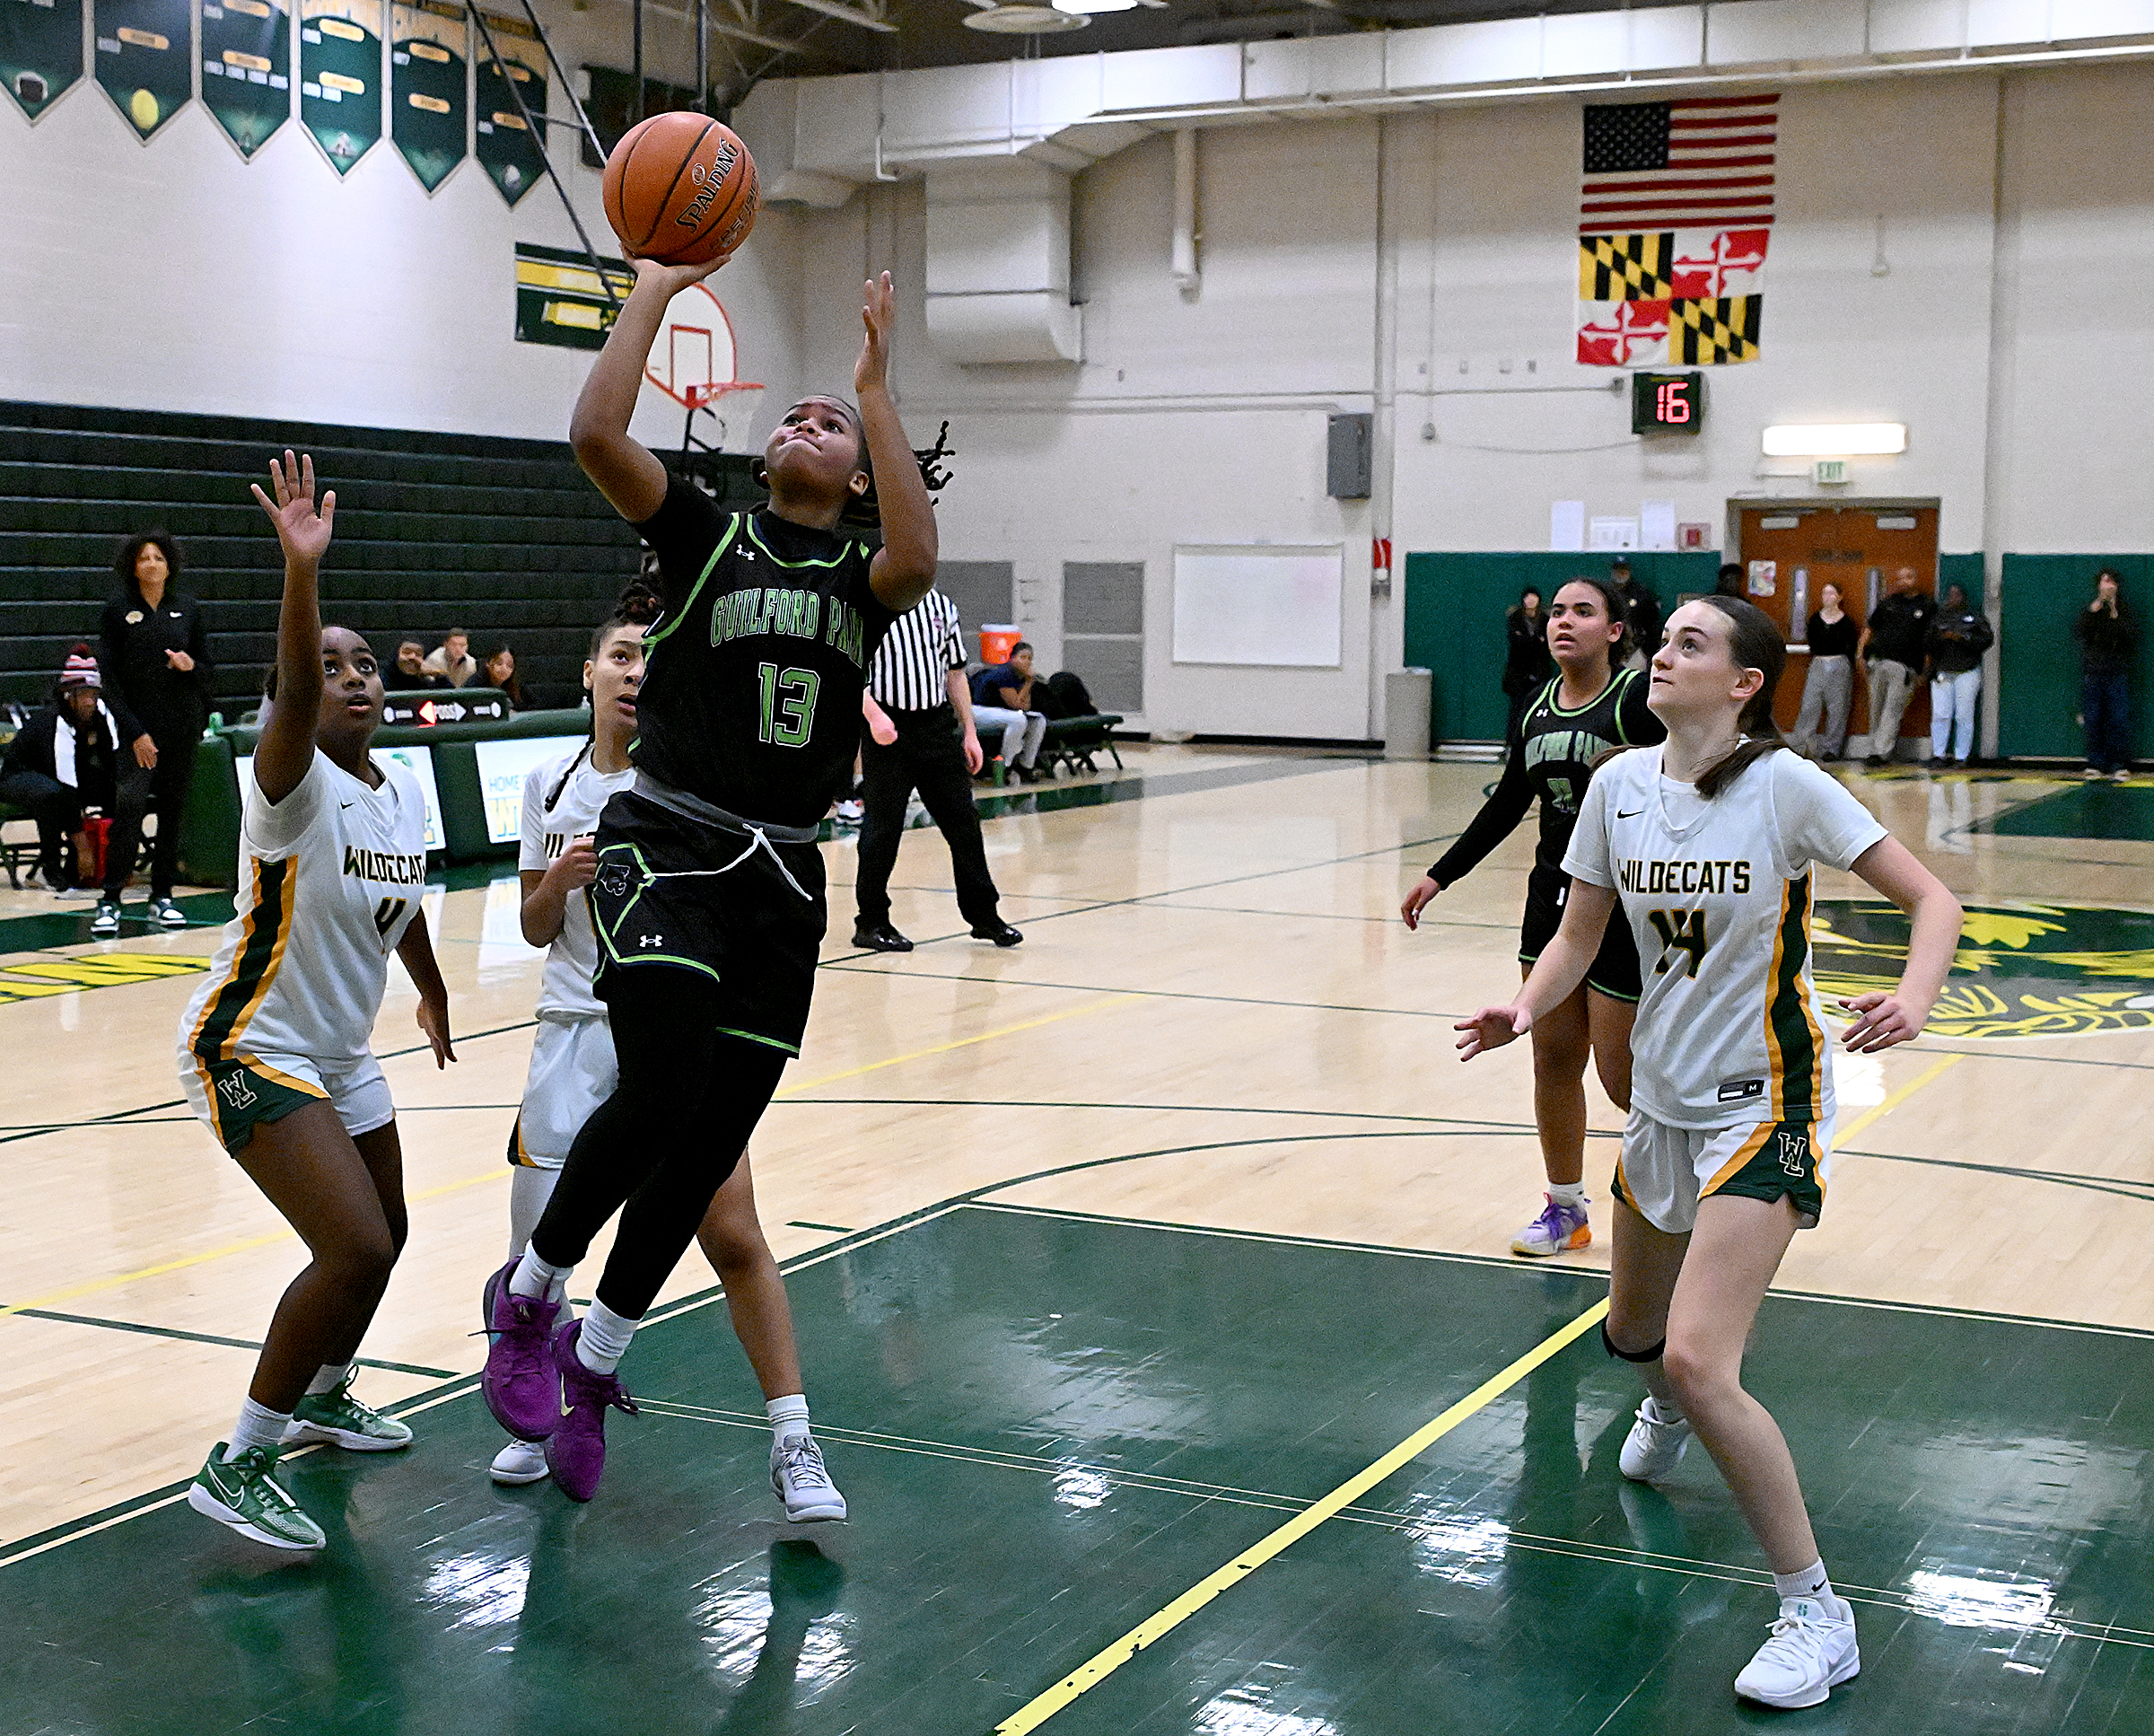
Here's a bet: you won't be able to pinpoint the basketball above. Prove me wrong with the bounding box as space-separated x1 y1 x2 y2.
601 112 760 267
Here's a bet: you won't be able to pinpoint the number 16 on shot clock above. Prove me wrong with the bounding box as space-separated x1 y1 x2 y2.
1632 371 1703 436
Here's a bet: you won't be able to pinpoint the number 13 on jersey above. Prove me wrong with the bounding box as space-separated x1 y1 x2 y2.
757 663 820 748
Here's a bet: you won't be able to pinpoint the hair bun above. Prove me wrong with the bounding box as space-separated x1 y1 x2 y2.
616 578 663 627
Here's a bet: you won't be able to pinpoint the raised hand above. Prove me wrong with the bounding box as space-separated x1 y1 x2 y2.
250 451 335 569
628 253 726 299
1455 1002 1531 1061
855 271 895 397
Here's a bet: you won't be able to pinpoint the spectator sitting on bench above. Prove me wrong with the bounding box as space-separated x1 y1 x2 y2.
423 627 479 688
387 641 450 691
0 647 152 911
485 644 533 711
969 641 1048 782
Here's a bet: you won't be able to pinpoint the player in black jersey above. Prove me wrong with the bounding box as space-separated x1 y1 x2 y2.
478 253 937 1505
1401 576 1663 1258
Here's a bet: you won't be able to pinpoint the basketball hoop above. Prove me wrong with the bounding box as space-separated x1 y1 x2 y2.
683 381 764 412
644 282 759 413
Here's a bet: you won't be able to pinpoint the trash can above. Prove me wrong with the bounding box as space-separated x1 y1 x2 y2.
1385 668 1433 761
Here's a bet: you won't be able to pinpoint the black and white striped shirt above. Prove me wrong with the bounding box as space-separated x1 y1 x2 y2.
867 588 964 711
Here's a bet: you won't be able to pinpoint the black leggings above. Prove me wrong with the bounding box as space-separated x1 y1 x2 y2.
530 966 789 1320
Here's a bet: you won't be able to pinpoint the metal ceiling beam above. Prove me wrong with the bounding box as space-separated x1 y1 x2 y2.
773 0 897 32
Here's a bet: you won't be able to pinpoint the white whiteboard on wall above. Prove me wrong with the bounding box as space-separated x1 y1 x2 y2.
1171 545 1344 668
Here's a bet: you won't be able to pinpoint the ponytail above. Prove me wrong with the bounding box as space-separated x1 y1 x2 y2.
553 579 663 811
1692 595 1791 799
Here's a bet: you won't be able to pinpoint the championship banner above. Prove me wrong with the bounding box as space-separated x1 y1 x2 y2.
200 0 290 158
299 0 380 173
514 241 632 350
3 0 84 121
93 0 189 138
473 7 542 206
390 0 464 191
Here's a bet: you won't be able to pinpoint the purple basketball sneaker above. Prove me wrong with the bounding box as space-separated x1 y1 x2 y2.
544 1319 638 1503
481 1259 564 1442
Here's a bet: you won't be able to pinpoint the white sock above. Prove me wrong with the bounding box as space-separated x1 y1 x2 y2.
1773 1561 1839 1609
1642 1393 1686 1425
305 1362 351 1397
1549 1183 1587 1210
509 1166 560 1258
512 1245 572 1304
767 1394 810 1444
223 1398 291 1460
576 1300 638 1374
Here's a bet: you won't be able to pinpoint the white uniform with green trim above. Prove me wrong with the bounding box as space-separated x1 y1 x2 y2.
1563 747 1887 1230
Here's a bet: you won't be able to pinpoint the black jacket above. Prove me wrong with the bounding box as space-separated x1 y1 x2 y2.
100 586 214 737
1614 581 1661 659
1926 603 1994 676
1 702 124 797
2072 603 2137 676
1864 592 1936 670
1502 608 1554 697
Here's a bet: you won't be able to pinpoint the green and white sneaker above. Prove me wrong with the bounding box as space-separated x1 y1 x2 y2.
188 1444 328 1551
283 1377 414 1451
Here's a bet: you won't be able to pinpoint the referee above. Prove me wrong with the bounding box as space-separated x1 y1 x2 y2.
851 586 1022 952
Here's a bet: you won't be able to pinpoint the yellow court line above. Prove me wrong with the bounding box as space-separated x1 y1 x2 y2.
992 1295 1612 1736
1837 1052 1964 1147
779 993 1142 1095
0 996 1140 1322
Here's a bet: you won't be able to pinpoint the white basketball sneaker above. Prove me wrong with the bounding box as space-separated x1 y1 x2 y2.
771 1433 848 1523
1618 1396 1692 1482
489 1438 550 1486
1735 1594 1860 1707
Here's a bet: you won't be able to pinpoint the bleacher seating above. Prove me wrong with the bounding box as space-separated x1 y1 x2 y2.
0 399 643 713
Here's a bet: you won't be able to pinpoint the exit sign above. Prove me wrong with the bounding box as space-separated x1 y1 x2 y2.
1633 372 1703 435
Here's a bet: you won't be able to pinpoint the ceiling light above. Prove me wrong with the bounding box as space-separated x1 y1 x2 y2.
1761 423 1906 457
1052 0 1140 11
962 2 1089 30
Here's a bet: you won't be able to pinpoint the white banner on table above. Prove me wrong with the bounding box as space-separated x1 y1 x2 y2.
237 748 445 853
473 735 587 846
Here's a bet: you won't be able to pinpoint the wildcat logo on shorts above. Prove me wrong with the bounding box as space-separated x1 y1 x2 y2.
1813 899 2154 1041
215 1070 258 1110
1775 1129 1810 1179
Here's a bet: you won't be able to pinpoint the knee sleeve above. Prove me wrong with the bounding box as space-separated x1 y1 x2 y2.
1603 1322 1666 1363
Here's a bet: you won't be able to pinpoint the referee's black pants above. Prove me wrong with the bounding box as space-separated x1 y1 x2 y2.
854 703 1003 932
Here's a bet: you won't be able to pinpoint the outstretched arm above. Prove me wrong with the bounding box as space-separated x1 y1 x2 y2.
249 452 335 805
1455 879 1616 1059
1838 837 1961 1052
569 256 728 524
856 274 936 613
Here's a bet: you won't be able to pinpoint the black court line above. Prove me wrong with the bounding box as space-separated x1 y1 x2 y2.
12 1307 460 1377
12 1123 2150 1566
784 1220 856 1233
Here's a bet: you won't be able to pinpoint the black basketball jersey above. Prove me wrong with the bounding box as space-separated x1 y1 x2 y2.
632 478 897 829
1431 665 1663 885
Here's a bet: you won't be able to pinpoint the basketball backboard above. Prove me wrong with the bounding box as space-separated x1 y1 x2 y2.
644 282 761 410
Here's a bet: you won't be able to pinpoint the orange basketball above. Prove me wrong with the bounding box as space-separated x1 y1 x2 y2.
602 112 760 267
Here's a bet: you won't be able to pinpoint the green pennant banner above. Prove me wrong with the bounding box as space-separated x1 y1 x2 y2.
390 0 464 192
473 7 542 206
299 0 379 173
2 0 84 121
200 0 289 158
93 0 189 138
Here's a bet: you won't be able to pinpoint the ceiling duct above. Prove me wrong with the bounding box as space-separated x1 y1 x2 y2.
924 161 1083 365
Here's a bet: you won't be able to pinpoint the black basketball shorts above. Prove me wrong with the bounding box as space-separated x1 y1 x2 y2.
1518 864 1642 1004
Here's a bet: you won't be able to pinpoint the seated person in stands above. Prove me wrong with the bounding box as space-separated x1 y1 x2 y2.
485 645 533 711
423 627 479 687
969 640 1048 780
0 647 151 907
387 640 449 691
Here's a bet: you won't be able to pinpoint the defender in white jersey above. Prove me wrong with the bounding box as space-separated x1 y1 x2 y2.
1460 598 1962 1711
483 598 848 1522
177 454 457 1554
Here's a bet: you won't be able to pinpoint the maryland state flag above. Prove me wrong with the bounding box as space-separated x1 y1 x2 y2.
1575 94 1776 366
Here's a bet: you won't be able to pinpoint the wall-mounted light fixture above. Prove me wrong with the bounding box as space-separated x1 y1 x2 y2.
1761 424 1907 457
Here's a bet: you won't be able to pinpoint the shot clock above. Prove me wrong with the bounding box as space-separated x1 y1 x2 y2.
1632 371 1703 435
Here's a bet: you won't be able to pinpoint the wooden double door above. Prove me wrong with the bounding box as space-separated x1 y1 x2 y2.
1733 504 1939 741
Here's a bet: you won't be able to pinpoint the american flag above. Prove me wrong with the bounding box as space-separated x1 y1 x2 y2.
1580 93 1778 232
1576 92 1776 367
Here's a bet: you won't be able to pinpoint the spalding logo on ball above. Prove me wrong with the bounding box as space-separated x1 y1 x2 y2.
602 113 761 267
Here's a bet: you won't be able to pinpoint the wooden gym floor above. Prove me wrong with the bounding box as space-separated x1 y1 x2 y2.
3 743 2152 1734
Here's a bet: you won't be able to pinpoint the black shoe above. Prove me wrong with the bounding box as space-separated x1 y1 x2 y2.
970 923 1023 948
1863 755 1886 768
851 922 913 952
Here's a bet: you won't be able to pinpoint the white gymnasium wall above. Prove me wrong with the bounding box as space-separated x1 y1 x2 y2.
0 8 798 453
10 35 2154 738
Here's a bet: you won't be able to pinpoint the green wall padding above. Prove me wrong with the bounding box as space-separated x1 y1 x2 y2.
1402 552 1719 744
1998 555 2152 760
